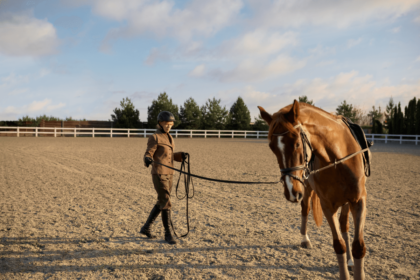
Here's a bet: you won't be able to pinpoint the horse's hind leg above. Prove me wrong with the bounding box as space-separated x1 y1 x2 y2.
300 188 313 249
349 196 367 280
339 203 354 267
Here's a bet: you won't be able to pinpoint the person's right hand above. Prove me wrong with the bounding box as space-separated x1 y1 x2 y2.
144 157 153 167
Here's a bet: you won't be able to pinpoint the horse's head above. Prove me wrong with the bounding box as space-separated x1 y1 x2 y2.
258 100 308 203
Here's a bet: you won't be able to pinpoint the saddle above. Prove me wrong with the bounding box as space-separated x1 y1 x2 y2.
342 117 373 177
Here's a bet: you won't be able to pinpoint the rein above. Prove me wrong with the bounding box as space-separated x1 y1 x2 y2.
150 156 280 238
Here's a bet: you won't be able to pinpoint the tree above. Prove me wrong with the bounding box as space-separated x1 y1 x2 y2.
336 100 358 122
147 92 180 128
417 99 420 135
385 97 395 133
179 97 202 129
111 97 141 128
18 115 62 126
226 97 251 130
392 106 399 134
201 98 228 130
298 96 314 105
397 102 403 134
405 97 417 134
253 115 269 131
369 106 383 134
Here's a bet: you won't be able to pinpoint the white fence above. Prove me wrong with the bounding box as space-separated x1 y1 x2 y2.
0 127 268 139
0 127 419 144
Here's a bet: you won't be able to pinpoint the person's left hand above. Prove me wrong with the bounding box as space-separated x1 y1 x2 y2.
182 152 189 161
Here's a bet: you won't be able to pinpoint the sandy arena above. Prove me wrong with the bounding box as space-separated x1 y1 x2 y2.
0 138 419 279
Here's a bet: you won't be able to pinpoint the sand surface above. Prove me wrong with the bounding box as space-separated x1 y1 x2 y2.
0 138 419 279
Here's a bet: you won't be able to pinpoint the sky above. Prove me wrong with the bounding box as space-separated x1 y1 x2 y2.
1 0 420 121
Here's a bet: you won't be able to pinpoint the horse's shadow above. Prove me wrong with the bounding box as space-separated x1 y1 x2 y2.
0 236 337 277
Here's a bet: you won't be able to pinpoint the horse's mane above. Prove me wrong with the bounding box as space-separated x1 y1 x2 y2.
268 102 341 139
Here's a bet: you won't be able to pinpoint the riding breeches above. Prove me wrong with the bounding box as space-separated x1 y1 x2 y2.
152 174 173 210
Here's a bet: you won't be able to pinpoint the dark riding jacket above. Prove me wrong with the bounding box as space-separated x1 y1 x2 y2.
144 129 183 174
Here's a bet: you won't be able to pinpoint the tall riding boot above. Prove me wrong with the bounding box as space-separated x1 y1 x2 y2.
140 205 161 238
161 209 177 244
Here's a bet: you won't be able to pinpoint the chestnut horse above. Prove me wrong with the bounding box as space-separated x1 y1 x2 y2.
258 101 368 280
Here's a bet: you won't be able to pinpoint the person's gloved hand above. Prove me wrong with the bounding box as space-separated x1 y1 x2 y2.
144 157 153 167
181 152 189 161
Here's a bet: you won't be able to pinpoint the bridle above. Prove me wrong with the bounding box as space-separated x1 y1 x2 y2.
272 123 314 187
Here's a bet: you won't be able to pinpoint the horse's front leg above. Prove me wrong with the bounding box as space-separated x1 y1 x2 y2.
300 187 313 249
339 203 354 267
349 196 367 280
321 201 350 280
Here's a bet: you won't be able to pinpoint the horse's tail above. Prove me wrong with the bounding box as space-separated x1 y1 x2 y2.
311 192 323 227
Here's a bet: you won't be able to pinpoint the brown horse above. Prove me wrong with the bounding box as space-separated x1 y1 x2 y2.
258 100 368 280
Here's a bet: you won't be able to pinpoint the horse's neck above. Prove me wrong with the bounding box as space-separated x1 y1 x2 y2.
302 110 355 161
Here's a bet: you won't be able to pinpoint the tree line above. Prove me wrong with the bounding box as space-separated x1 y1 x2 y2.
2 94 419 134
111 93 264 130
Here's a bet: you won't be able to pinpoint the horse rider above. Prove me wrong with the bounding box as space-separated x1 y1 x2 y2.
140 111 187 244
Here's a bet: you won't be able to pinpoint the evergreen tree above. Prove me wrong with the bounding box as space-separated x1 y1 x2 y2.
111 97 141 128
147 92 180 128
201 98 228 130
336 100 358 122
179 97 202 129
226 97 251 130
392 107 398 134
406 97 417 134
298 96 314 105
397 102 403 134
417 99 420 135
253 115 269 131
385 97 395 133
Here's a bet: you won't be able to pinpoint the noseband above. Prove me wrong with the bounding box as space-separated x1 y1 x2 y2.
272 123 314 187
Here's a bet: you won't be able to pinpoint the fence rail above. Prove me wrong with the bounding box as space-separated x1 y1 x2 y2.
0 126 418 144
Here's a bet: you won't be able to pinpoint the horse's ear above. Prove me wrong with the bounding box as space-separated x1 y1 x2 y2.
285 100 300 123
258 106 272 125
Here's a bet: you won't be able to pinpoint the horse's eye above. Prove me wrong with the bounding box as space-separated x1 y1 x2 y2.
296 143 300 149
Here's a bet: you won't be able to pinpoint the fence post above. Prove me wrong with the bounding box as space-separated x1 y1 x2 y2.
218 131 220 138
128 129 130 138
54 128 56 138
93 128 95 138
232 131 234 138
385 135 387 144
17 127 19 137
257 131 260 139
176 130 178 138
400 135 402 144
190 130 192 138
36 127 38 137
416 136 418 145
110 129 113 138
74 128 76 138
205 131 207 139
144 129 146 138
245 131 247 139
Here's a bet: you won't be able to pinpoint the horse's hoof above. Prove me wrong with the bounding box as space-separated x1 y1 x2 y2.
301 241 313 249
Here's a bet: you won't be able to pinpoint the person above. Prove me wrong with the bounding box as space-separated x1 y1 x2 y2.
140 111 187 244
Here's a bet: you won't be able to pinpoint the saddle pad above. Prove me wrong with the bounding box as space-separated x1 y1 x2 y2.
342 117 372 177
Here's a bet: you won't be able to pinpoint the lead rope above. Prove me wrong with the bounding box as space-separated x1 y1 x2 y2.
170 154 194 238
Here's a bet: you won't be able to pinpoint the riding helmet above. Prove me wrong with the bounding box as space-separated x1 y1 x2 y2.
157 111 176 122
